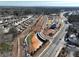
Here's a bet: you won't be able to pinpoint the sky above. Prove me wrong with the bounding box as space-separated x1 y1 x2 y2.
0 0 79 7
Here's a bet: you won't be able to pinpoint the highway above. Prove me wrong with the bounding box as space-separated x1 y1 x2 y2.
39 24 66 57
38 13 69 57
49 24 68 57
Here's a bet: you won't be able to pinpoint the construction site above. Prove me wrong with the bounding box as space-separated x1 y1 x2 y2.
19 13 68 57
1 8 79 57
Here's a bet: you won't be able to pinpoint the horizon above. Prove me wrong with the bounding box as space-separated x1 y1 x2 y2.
1 6 79 8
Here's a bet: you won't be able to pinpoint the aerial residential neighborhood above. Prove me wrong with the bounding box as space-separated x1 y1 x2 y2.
0 1 79 57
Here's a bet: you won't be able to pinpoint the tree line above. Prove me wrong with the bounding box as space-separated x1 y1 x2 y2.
0 7 61 16
68 15 79 23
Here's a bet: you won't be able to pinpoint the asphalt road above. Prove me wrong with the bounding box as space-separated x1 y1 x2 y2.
39 24 66 57
39 14 69 57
